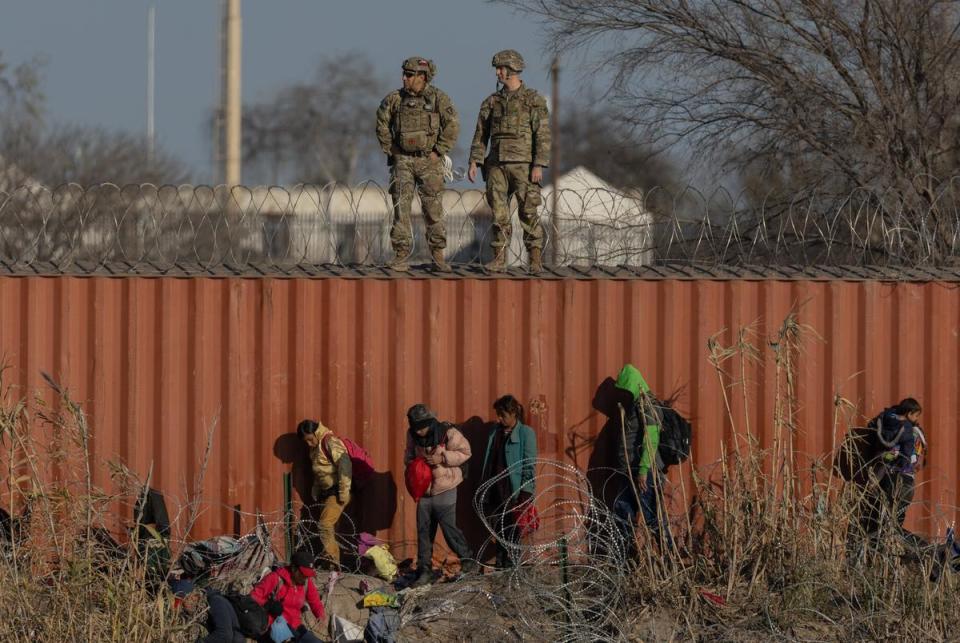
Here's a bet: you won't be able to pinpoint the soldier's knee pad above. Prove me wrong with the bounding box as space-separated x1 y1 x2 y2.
523 184 543 209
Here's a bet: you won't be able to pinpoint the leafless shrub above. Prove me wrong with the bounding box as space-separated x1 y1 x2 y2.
502 0 960 259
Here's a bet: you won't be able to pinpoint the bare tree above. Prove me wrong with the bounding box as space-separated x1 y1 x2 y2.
0 53 44 129
500 0 960 259
556 101 679 200
2 125 191 187
0 52 190 187
241 52 388 185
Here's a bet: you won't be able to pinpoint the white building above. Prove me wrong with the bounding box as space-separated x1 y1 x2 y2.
243 166 656 267
541 166 655 267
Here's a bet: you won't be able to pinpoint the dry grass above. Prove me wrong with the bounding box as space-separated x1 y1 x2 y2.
0 367 203 642
624 313 960 641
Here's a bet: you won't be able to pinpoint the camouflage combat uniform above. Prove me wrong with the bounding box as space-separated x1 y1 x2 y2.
470 50 551 263
375 58 459 263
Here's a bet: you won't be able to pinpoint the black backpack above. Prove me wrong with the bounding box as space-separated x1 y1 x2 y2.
651 398 692 466
223 592 268 638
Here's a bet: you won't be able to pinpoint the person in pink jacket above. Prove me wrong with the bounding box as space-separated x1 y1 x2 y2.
404 404 477 587
250 549 325 642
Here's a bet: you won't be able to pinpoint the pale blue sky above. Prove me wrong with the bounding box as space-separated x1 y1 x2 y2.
0 1 581 183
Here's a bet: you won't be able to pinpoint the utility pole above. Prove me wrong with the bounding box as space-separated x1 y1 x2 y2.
550 57 560 266
147 3 156 164
223 0 242 186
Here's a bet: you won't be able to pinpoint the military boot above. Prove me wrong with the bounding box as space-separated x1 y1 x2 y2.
431 248 451 272
388 248 411 272
528 247 543 274
487 246 507 272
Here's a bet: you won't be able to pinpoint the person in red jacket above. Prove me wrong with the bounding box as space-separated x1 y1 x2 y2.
250 550 325 642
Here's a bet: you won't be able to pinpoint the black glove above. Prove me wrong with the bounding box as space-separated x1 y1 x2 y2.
265 598 284 618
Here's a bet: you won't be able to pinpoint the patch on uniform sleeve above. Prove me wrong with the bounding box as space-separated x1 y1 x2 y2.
445 105 456 116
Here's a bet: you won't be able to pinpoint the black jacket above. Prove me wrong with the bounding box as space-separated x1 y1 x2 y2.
616 401 644 479
199 590 245 643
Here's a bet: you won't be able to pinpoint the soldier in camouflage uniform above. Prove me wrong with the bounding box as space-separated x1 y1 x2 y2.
469 50 551 272
376 57 459 272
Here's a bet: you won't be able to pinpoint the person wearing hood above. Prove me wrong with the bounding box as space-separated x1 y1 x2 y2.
403 403 476 586
612 364 674 554
297 420 352 568
250 549 325 642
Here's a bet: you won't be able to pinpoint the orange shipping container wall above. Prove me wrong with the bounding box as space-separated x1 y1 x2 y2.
0 275 957 557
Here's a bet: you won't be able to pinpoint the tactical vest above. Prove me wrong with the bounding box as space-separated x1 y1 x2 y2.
488 87 538 162
393 89 441 154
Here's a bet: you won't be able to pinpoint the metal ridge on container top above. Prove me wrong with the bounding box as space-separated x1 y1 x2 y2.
2 259 960 282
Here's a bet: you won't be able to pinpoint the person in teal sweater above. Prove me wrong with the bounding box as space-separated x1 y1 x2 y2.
480 394 538 569
612 364 673 554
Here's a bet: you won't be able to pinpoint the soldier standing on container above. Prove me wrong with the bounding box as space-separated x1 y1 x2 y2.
468 49 551 273
376 57 459 272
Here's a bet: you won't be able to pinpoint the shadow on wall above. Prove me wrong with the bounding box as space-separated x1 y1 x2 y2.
455 415 498 560
273 433 312 504
588 377 633 511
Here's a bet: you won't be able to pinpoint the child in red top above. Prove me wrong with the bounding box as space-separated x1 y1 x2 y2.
250 549 325 642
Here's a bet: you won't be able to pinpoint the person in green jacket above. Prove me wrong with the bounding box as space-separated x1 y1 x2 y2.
480 394 538 568
612 364 673 554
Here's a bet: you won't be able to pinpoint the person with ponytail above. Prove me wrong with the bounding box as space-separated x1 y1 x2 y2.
848 397 927 561
480 395 538 569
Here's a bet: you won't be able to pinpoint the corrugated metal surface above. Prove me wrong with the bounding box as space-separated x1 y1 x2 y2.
0 275 957 559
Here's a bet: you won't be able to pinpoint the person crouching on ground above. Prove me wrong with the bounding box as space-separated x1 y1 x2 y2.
250 549 325 643
297 419 352 569
404 403 477 586
480 394 537 569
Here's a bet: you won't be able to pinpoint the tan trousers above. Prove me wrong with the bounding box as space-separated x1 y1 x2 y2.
317 493 347 565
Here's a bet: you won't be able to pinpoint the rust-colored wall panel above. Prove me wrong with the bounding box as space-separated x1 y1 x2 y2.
1 275 958 558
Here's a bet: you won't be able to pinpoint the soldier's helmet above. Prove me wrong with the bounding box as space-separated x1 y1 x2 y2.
402 57 436 81
491 49 525 72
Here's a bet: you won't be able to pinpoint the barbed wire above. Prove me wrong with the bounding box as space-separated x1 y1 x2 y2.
3 178 960 273
472 459 630 642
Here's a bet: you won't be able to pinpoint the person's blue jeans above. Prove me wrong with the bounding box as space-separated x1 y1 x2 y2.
613 470 673 553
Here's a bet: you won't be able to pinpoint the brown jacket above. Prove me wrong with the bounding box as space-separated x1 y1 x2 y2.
404 425 471 497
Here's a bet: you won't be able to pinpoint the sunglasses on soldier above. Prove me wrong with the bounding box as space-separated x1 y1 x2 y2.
403 71 423 78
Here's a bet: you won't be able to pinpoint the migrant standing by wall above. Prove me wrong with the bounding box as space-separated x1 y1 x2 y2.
375 57 459 272
847 398 928 561
250 550 325 643
611 364 674 554
404 404 477 586
298 420 352 569
468 49 550 273
479 394 538 569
